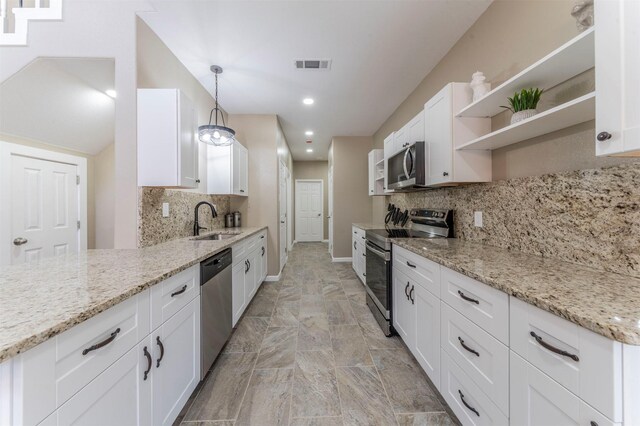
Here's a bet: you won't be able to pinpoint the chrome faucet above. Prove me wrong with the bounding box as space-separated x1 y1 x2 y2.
194 201 218 236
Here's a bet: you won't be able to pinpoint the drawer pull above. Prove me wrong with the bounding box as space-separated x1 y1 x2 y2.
143 346 152 381
530 331 579 362
82 328 121 355
458 290 479 305
590 422 598 426
156 336 165 368
405 282 410 300
171 284 187 297
262 246 265 257
409 285 415 304
458 337 480 357
354 241 357 250
406 261 416 268
458 390 479 417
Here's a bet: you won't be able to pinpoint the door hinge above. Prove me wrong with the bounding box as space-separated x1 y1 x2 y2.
77 221 81 230
76 175 80 185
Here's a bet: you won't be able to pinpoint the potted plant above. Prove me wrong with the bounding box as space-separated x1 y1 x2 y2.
501 88 543 124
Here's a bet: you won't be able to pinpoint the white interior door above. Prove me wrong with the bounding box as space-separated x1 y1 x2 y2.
328 167 333 253
10 155 79 264
295 180 323 242
279 162 288 271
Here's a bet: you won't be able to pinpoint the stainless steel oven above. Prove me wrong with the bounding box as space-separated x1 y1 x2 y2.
365 240 392 336
387 141 426 191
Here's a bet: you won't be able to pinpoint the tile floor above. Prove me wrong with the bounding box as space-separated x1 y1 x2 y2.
177 242 458 426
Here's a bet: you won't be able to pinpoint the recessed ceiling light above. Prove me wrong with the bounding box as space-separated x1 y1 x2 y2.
303 98 314 105
105 89 117 98
306 148 313 153
305 130 314 136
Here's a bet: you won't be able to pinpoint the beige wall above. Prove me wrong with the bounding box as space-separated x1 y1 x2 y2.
331 136 373 258
292 161 329 240
94 143 115 249
372 0 634 221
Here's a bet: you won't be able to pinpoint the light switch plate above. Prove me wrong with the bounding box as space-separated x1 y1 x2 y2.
474 211 483 227
162 203 170 218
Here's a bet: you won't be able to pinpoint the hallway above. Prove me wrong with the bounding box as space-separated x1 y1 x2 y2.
178 242 456 426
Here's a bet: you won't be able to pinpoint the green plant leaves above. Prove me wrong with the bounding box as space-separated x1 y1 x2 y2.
500 88 543 113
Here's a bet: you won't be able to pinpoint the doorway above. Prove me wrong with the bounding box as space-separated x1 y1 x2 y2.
295 179 324 242
0 142 87 265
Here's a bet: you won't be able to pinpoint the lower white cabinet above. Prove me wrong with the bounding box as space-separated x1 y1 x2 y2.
413 283 440 389
231 231 267 326
510 351 619 426
351 227 366 283
392 267 415 348
260 234 268 282
232 261 247 325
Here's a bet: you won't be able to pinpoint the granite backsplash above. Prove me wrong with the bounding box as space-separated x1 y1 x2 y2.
387 162 640 278
138 188 231 247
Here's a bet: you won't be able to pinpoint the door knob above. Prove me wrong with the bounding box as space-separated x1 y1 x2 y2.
13 237 28 246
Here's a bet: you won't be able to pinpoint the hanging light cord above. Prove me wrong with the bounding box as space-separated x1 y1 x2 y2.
207 71 227 127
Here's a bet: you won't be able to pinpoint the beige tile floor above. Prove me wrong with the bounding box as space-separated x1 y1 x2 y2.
177 242 458 426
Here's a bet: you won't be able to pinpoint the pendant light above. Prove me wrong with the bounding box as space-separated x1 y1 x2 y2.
198 65 235 146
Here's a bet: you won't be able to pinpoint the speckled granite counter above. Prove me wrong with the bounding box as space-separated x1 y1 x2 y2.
392 238 640 345
352 223 387 230
0 227 267 362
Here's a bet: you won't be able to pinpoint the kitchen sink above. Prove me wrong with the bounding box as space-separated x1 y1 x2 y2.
193 233 239 241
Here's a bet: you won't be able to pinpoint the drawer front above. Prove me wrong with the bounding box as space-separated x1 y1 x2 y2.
352 226 366 242
440 267 509 345
440 350 508 426
441 302 509 416
55 289 150 406
392 245 440 297
510 297 622 421
510 351 619 426
232 241 246 265
151 265 199 331
245 234 260 253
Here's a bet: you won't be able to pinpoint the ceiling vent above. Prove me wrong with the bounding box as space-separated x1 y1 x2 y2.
295 59 331 70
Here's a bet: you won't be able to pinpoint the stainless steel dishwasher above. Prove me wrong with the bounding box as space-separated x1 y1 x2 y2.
200 248 233 379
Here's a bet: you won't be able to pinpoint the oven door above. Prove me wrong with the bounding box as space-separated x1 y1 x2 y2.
365 241 391 318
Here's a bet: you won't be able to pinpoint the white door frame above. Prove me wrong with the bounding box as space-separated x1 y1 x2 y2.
328 166 333 254
287 168 293 251
0 142 88 265
294 179 324 242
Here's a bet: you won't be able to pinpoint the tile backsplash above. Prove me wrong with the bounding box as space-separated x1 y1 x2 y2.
138 188 231 247
387 162 640 278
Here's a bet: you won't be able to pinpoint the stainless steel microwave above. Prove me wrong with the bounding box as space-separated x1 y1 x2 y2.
387 141 426 190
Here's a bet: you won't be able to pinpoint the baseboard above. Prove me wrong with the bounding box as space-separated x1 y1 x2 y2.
322 239 329 243
332 257 352 263
265 273 281 282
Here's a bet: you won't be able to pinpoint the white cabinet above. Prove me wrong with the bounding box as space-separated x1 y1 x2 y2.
259 233 268 282
231 232 267 326
424 83 491 186
408 110 425 144
137 89 198 189
232 261 247 326
510 352 619 426
595 0 640 157
383 132 395 159
245 247 259 301
368 149 384 196
414 283 440 389
151 297 200 426
207 141 249 196
392 267 415 349
351 227 366 283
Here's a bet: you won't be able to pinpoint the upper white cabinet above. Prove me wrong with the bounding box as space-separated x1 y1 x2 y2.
207 141 249 196
368 149 384 196
595 0 640 156
424 83 491 186
137 89 199 189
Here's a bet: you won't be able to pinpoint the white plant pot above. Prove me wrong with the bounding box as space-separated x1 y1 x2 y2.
511 109 537 124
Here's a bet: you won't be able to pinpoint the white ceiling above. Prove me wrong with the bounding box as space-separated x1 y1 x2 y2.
0 57 115 156
140 0 491 161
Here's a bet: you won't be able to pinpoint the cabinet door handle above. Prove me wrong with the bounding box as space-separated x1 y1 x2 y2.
156 336 165 368
409 285 415 304
240 189 245 193
405 282 410 299
530 331 579 362
362 253 366 257
171 284 187 297
354 241 357 250
597 131 612 141
458 390 479 417
443 172 449 177
406 261 416 268
82 328 120 355
245 260 249 273
458 290 479 305
247 259 251 271
143 346 152 381
458 337 480 357
262 247 265 257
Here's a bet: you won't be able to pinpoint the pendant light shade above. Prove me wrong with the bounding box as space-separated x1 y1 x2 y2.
199 65 235 147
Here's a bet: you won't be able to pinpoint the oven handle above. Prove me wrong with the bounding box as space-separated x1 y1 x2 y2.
365 241 389 260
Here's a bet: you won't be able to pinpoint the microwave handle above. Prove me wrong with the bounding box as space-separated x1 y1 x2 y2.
402 148 411 179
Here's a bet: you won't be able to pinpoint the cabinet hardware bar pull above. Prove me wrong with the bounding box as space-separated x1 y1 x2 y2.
156 336 165 368
458 337 480 357
409 285 415 304
82 328 121 355
362 253 366 257
171 285 187 297
458 390 479 417
530 331 579 362
261 235 265 239
405 282 410 300
143 346 152 380
406 261 416 268
458 290 479 304
262 247 265 257
247 259 251 271
245 259 249 274
354 241 357 250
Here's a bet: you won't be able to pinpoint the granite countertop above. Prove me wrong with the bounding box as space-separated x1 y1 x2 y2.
0 227 267 363
352 223 387 230
392 238 640 345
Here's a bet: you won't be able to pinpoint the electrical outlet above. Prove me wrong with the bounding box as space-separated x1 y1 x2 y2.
474 211 483 227
162 203 170 218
